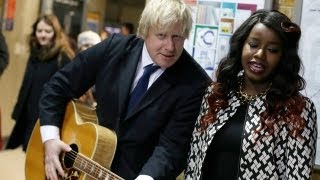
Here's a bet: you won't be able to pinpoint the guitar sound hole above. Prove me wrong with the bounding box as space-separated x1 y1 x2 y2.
62 144 79 169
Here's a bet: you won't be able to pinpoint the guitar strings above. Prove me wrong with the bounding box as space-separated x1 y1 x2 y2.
64 150 123 180
65 150 120 180
65 150 121 180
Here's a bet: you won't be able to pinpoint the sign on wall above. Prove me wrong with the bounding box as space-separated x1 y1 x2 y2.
299 0 320 167
184 0 267 78
4 0 15 31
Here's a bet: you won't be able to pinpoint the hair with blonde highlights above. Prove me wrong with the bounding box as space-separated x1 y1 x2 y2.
137 0 192 39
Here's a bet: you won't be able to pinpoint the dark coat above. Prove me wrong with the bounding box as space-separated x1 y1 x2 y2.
6 53 71 150
39 34 212 179
0 31 9 77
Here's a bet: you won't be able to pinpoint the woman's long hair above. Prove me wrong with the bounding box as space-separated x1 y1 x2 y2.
201 10 306 137
29 14 75 62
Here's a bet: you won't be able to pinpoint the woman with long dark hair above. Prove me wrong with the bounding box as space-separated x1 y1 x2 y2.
185 9 317 179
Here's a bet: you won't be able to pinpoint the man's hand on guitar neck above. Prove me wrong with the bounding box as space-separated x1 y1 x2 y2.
44 139 72 180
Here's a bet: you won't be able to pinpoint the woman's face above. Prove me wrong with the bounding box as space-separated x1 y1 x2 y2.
241 23 282 85
36 20 55 46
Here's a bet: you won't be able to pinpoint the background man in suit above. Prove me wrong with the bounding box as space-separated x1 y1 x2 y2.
39 0 211 179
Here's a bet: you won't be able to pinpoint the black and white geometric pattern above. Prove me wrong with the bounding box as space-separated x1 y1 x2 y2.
185 85 317 180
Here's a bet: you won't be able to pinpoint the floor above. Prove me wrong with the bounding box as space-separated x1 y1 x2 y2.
0 146 25 180
0 107 25 179
1 145 320 179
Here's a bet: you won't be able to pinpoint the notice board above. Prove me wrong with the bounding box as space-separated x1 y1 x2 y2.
299 0 320 167
183 0 271 78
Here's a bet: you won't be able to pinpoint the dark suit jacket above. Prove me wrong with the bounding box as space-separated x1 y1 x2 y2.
39 34 211 179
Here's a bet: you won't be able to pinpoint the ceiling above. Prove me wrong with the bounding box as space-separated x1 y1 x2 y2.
110 0 146 8
104 0 145 25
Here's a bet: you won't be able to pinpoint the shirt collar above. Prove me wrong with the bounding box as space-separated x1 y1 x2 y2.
141 43 154 68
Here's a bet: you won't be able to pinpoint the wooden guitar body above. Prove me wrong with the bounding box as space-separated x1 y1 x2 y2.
25 100 122 180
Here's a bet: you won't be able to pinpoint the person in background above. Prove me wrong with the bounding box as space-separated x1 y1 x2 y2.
38 0 211 179
120 22 134 35
77 30 101 52
0 31 9 77
185 9 317 179
100 28 111 40
6 14 75 151
77 30 101 107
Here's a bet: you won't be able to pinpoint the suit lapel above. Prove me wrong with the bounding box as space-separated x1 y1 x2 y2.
121 49 187 122
118 42 143 117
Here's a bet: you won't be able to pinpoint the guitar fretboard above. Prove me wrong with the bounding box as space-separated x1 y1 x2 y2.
66 151 124 180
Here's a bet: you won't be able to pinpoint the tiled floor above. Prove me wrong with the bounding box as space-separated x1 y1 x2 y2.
1 148 320 180
0 146 25 180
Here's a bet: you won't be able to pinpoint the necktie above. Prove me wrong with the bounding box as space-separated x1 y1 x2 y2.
127 64 160 112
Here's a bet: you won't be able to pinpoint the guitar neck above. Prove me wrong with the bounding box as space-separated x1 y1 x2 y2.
67 151 124 180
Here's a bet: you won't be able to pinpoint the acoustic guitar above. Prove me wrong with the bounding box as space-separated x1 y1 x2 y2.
25 100 124 180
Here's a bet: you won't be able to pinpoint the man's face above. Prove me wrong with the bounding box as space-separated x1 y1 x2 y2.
143 23 185 68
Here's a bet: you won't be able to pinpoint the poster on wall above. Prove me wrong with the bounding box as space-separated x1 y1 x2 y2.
184 0 198 54
196 1 221 26
298 0 320 167
184 0 264 79
4 0 16 31
193 25 218 76
86 12 100 33
194 25 218 49
215 34 230 68
234 3 257 31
